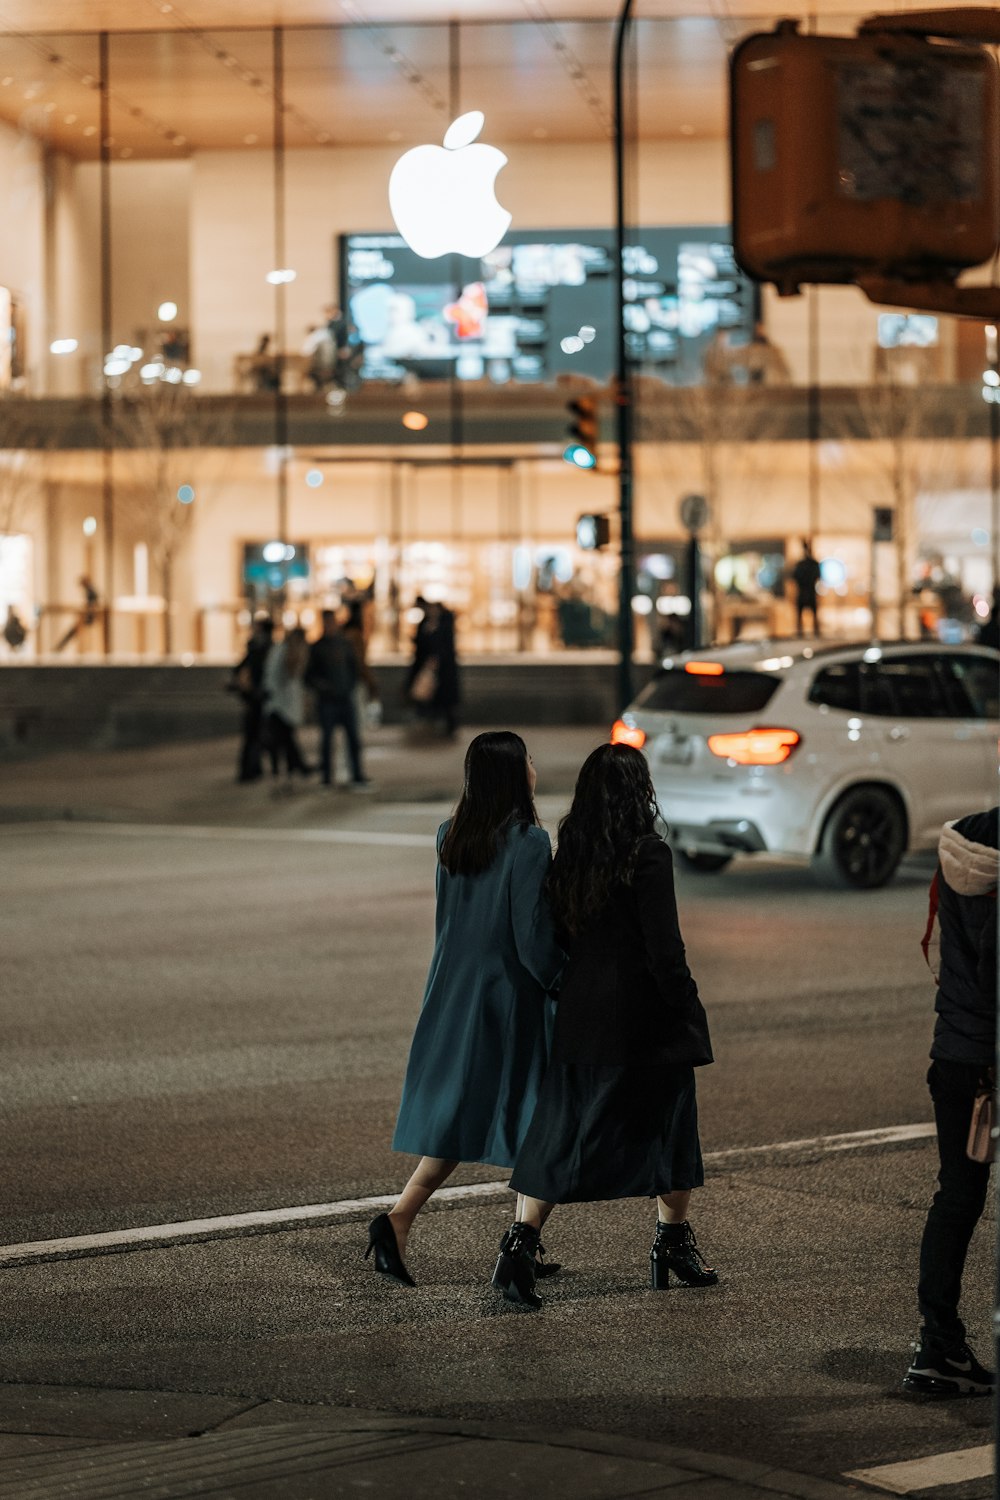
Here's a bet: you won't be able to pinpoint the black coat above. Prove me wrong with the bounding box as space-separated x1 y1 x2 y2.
551 836 712 1069
932 808 998 1067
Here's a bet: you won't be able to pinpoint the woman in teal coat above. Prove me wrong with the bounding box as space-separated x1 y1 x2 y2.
366 731 563 1290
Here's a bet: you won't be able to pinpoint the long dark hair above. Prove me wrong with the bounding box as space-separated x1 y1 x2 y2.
439 731 538 876
547 743 658 936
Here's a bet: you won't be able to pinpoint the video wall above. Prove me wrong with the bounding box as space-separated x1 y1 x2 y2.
339 228 758 387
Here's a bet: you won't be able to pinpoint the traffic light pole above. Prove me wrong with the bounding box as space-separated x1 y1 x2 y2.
613 0 636 713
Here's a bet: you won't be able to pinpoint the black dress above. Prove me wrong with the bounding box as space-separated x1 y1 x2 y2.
509 836 712 1203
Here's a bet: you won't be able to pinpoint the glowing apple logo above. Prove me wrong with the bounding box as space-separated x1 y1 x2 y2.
389 111 511 260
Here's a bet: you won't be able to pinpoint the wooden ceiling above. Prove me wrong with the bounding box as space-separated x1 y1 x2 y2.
0 1 984 158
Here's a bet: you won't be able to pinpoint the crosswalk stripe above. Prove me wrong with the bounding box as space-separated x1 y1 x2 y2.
844 1443 994 1494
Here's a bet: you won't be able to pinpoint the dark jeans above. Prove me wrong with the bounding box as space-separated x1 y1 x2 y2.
268 712 308 776
317 696 364 784
917 1059 992 1348
238 699 264 781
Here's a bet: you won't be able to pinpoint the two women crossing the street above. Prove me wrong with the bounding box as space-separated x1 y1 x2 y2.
368 734 718 1308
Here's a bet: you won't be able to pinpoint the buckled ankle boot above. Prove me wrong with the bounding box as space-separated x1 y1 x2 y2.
491 1221 542 1308
494 1224 561 1283
650 1220 719 1290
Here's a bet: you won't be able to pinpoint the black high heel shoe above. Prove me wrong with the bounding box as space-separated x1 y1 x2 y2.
491 1221 542 1308
365 1212 416 1288
650 1220 718 1290
493 1224 562 1282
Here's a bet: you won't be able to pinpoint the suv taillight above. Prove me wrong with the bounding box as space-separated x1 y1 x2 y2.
611 719 647 749
707 727 801 766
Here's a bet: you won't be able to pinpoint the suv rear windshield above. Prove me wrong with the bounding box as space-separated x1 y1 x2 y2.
635 669 780 715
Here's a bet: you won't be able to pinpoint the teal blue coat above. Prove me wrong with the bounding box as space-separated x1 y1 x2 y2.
392 820 563 1167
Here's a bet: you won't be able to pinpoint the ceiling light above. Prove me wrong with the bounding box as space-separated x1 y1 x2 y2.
82 516 97 536
266 268 296 284
158 301 178 321
64 113 77 124
50 338 78 354
182 368 201 385
83 125 97 136
244 134 258 145
402 410 428 431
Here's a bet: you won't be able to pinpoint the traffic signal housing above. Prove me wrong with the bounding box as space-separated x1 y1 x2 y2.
731 20 1000 298
564 395 598 470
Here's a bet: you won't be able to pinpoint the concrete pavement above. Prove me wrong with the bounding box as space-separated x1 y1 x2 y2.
0 1385 859 1499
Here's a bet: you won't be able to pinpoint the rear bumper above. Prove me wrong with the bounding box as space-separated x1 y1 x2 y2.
666 818 768 856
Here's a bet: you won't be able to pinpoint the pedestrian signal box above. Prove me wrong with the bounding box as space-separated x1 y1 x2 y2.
731 20 1000 296
577 513 610 550
564 395 599 470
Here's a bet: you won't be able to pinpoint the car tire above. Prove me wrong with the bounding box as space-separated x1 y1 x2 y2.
812 786 907 890
677 850 733 874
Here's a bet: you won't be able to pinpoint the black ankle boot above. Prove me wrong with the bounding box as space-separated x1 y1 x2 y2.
650 1220 718 1290
494 1224 561 1282
491 1221 542 1308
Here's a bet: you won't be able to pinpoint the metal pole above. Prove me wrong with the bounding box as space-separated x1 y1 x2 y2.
99 32 114 656
987 325 1000 596
273 27 289 560
613 0 636 713
449 21 463 546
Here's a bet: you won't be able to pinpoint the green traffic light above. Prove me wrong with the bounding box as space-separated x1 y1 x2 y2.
563 443 597 469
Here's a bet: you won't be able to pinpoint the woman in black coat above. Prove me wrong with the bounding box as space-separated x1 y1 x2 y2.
502 742 717 1307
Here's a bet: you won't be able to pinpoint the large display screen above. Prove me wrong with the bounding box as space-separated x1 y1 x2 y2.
339 228 757 387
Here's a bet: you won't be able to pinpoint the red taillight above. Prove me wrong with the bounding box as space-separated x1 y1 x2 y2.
684 661 724 676
611 719 647 749
707 727 801 766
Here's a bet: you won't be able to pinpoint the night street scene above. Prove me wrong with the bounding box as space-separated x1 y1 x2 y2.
1 3 1000 1498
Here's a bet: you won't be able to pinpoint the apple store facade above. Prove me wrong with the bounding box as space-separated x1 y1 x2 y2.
0 6 996 664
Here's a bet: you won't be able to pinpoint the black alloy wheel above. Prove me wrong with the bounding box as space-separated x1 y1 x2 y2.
812 786 906 890
677 850 733 874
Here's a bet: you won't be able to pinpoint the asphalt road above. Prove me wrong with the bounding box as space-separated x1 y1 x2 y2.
1 745 994 1493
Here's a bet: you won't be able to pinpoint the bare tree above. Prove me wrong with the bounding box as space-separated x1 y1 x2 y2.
112 380 230 656
0 395 43 538
830 352 971 633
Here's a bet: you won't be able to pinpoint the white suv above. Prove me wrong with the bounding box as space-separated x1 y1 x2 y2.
613 640 999 888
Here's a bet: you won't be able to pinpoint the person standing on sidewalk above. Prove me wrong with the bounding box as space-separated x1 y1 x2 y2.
232 616 274 783
365 732 563 1289
262 625 312 783
305 609 369 790
503 743 717 1309
904 807 998 1397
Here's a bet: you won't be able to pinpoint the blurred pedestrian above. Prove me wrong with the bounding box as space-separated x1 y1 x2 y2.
505 743 717 1309
904 807 998 1397
407 599 460 738
366 732 563 1291
231 615 274 783
975 588 1000 650
791 539 821 637
342 597 380 727
263 625 312 782
3 603 27 651
54 575 100 653
306 608 369 789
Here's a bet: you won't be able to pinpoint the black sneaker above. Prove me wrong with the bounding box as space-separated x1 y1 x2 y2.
902 1337 995 1397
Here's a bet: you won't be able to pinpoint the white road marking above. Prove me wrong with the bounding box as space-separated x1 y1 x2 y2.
18 821 437 849
844 1443 994 1494
0 1121 936 1270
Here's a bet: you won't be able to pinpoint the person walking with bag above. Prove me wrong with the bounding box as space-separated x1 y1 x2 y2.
366 731 564 1289
903 806 998 1397
502 742 717 1309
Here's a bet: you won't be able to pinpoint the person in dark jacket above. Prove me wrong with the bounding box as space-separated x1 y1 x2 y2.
232 616 274 783
365 731 563 1291
504 742 716 1308
791 539 822 637
305 609 368 789
904 807 998 1397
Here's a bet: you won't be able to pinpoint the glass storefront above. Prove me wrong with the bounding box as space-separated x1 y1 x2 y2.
0 10 994 660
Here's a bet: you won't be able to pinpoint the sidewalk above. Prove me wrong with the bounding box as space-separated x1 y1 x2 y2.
0 722 608 827
0 1384 858 1498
